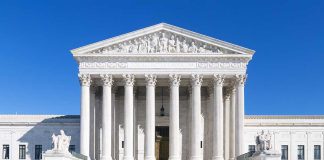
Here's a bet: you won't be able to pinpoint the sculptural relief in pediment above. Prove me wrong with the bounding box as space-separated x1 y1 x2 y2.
88 31 232 54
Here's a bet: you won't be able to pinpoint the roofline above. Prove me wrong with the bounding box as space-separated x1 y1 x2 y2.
1 114 324 120
70 23 255 55
246 115 324 119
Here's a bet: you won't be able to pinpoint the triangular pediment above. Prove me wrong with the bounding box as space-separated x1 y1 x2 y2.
71 23 255 55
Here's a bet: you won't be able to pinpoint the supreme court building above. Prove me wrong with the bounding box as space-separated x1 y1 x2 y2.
71 23 254 160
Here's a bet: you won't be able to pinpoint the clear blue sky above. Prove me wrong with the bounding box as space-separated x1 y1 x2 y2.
0 1 323 115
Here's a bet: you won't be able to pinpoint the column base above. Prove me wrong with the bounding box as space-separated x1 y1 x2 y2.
123 156 134 160
168 156 181 160
212 156 224 160
189 156 202 160
144 156 156 160
229 158 235 160
101 155 113 160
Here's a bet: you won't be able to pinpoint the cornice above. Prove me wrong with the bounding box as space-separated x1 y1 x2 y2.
245 115 324 120
71 23 255 56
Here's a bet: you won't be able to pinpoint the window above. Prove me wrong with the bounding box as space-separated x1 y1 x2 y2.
19 145 26 159
297 145 305 160
2 145 9 159
281 145 288 160
69 145 75 153
248 145 256 152
35 145 42 159
248 145 256 156
314 145 321 160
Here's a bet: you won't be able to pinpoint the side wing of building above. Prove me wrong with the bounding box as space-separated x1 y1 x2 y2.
1 115 324 160
244 115 324 160
0 115 80 160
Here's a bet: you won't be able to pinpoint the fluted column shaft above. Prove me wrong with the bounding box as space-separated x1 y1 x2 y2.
169 74 181 160
190 74 203 160
123 74 135 160
78 74 91 159
101 74 113 160
229 87 236 160
235 75 246 157
212 75 224 160
145 74 157 160
223 89 231 160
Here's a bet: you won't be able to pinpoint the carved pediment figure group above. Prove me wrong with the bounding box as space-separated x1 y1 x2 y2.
90 31 225 54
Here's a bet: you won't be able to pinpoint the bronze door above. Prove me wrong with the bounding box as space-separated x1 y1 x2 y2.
155 126 169 160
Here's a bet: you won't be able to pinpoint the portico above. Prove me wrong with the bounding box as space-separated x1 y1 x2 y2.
71 23 255 160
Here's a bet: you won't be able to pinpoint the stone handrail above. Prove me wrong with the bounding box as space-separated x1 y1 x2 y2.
71 152 88 160
236 151 254 160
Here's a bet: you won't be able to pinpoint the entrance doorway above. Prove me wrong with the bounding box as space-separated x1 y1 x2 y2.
155 126 169 160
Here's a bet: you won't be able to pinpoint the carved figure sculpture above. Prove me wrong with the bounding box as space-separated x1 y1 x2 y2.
188 41 198 53
51 130 71 153
175 37 181 52
255 130 272 152
52 134 58 150
151 33 160 53
160 32 168 52
88 32 232 54
182 39 189 52
168 35 176 53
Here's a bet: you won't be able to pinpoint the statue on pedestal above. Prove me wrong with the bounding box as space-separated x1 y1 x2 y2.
51 130 71 153
250 130 281 160
255 130 272 152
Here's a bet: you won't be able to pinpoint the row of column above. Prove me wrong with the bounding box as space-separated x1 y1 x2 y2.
78 73 246 160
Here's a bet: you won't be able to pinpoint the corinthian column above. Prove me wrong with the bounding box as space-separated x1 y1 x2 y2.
223 88 231 160
190 74 203 160
144 74 157 160
169 74 181 160
212 74 224 160
78 73 91 159
100 74 113 160
235 75 247 157
123 74 135 160
229 86 236 160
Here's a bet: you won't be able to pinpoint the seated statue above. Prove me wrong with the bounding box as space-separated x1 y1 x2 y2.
51 130 71 154
255 130 272 152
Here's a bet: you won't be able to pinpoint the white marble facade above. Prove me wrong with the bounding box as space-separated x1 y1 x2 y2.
1 23 323 160
71 23 254 160
1 115 324 160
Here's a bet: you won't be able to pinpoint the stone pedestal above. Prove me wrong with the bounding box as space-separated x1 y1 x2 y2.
43 150 82 160
251 151 281 160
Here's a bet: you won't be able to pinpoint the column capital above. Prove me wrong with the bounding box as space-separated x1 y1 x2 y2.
78 73 91 86
145 74 157 86
190 74 203 86
112 85 118 94
90 85 98 94
224 87 231 101
100 74 114 87
235 74 247 87
229 86 236 94
207 81 213 96
213 74 225 87
122 74 135 86
169 74 181 87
